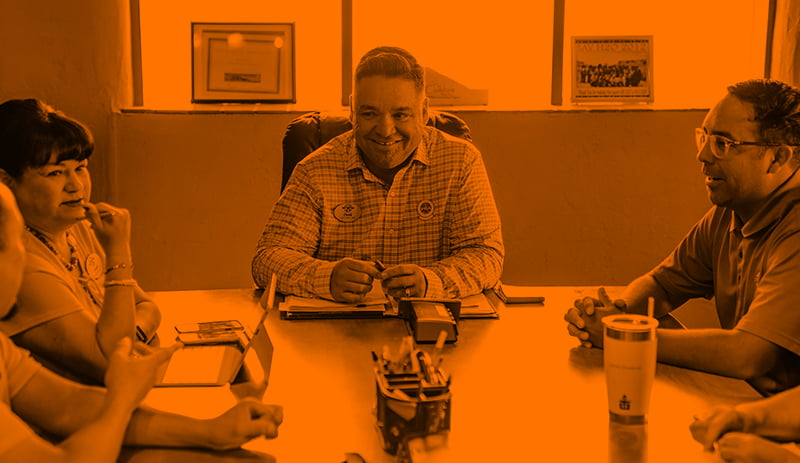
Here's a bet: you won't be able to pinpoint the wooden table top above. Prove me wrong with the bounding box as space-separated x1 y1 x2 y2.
124 287 762 463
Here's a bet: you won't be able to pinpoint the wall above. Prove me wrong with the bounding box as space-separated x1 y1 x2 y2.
115 109 711 290
0 1 713 294
0 0 132 200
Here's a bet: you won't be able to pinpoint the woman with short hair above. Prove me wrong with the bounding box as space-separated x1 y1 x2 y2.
0 98 160 384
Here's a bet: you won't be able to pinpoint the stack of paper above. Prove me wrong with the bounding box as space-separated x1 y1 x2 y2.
280 285 390 319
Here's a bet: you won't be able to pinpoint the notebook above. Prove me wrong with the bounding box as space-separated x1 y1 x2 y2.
279 283 391 319
155 276 276 387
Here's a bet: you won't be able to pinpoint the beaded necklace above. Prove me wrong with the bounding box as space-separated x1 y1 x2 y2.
25 225 103 307
25 225 79 271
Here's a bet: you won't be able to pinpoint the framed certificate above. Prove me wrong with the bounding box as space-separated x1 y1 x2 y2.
191 23 296 103
571 35 653 104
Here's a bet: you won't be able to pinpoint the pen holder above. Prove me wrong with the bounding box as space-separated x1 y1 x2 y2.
374 359 451 455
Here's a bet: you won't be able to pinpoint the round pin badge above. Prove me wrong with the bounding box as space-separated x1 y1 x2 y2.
333 203 362 223
84 253 104 280
417 200 434 220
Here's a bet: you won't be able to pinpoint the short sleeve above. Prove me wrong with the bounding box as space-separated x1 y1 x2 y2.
0 256 85 336
649 208 720 308
737 229 800 356
0 332 43 455
0 333 42 401
0 403 41 456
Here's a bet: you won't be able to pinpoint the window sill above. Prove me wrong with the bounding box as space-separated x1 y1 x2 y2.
120 102 710 114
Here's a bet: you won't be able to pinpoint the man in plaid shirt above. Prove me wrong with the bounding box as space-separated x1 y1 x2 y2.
252 47 504 303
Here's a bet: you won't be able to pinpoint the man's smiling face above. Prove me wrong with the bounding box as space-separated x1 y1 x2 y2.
351 75 428 172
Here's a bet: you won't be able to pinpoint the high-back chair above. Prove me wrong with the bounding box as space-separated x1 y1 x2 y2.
281 110 472 191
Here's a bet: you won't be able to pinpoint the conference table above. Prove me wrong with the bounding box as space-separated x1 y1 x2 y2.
120 286 768 462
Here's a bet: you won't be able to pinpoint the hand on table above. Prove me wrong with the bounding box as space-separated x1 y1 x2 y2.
715 432 799 462
205 399 284 450
563 287 626 348
330 258 381 303
379 263 427 299
690 406 746 452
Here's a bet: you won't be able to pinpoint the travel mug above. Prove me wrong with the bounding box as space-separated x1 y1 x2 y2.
603 314 658 424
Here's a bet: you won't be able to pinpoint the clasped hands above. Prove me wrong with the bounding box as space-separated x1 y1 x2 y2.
563 287 627 349
330 258 427 303
690 406 765 460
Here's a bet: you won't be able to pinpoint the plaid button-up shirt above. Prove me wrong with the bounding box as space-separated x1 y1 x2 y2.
252 127 504 300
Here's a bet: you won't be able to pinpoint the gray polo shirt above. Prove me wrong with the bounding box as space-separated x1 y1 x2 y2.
650 172 800 395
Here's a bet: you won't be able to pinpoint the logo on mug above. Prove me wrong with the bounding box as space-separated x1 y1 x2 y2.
619 395 631 410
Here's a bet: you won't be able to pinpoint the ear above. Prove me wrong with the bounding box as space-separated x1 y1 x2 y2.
421 96 429 121
767 145 794 174
349 94 355 124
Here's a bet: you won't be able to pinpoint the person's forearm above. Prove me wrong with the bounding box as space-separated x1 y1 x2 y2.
427 242 503 299
736 387 800 441
656 328 778 379
253 246 329 298
54 398 135 463
124 407 211 448
134 297 161 342
96 257 136 358
97 288 136 358
620 275 673 317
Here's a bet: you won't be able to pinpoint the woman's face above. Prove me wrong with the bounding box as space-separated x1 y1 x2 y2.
10 154 91 233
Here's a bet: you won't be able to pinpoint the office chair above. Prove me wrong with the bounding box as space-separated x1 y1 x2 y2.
281 110 472 191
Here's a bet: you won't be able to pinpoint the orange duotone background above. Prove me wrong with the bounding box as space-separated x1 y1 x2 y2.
0 0 780 461
141 0 767 110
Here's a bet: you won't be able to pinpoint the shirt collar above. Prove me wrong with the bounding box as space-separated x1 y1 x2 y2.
738 167 800 237
343 127 433 173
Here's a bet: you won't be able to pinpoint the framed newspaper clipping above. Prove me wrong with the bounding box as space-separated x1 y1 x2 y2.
571 36 653 104
192 23 296 103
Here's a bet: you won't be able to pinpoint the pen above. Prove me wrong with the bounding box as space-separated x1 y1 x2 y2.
374 259 386 272
431 330 447 366
417 351 435 383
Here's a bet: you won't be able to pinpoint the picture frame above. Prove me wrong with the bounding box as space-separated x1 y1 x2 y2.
191 23 295 103
571 35 653 104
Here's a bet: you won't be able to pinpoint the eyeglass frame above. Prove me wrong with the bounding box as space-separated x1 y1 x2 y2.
694 127 790 159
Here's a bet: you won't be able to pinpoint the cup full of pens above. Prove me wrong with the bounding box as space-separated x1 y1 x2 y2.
373 332 451 456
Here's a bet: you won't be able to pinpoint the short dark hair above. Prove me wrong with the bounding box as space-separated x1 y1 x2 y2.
354 46 425 91
0 98 93 179
728 79 800 146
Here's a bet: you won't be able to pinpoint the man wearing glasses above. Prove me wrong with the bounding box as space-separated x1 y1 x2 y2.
565 79 800 396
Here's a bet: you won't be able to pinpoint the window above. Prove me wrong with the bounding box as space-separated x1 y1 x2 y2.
352 0 555 110
136 0 769 110
561 0 768 109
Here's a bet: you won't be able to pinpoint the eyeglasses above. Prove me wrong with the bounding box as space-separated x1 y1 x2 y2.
695 128 784 159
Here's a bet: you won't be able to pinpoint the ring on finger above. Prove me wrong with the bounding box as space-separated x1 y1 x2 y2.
404 287 412 297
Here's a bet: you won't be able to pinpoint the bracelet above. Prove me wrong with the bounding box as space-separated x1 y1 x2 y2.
105 262 133 274
104 279 137 287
